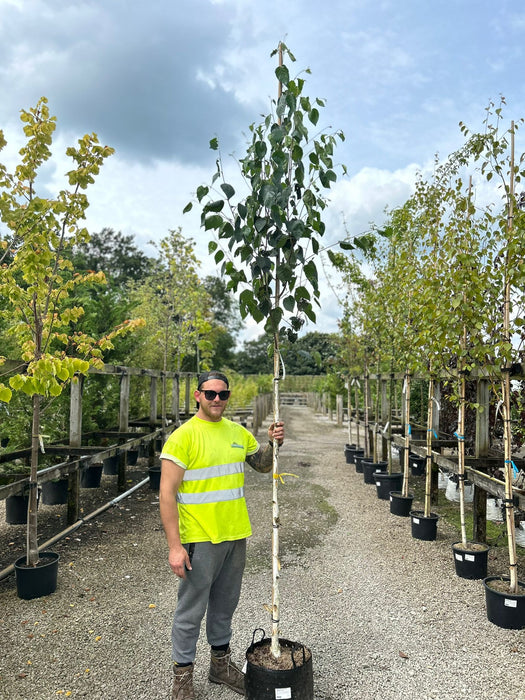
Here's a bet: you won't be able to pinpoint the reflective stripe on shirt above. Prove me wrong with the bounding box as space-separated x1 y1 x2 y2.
177 487 245 505
182 461 244 482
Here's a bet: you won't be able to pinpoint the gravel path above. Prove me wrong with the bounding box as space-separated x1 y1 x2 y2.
1 404 525 700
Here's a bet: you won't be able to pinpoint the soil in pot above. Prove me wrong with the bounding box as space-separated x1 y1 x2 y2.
452 542 489 580
245 632 313 700
484 576 525 629
389 491 414 517
362 460 387 485
15 551 60 600
410 510 439 541
374 472 403 500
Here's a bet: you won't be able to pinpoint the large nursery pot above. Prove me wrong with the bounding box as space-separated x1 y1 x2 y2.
410 454 426 477
483 576 525 629
15 551 60 600
410 510 439 541
389 491 414 517
41 477 69 505
148 464 161 490
452 541 489 580
353 451 366 473
245 629 313 700
102 454 119 475
344 444 357 465
362 460 387 485
80 463 103 488
5 493 30 524
374 472 403 500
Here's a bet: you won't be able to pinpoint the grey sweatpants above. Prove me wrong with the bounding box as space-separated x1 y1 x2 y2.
171 539 247 664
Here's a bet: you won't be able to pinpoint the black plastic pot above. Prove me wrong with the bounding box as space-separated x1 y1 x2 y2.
410 454 426 477
410 510 439 541
5 493 37 524
103 454 119 475
127 449 139 466
362 461 387 485
80 464 103 488
354 452 366 473
148 465 161 490
484 576 525 629
344 444 356 464
41 478 69 505
389 491 414 517
452 542 489 580
374 472 403 500
245 629 313 700
15 551 59 600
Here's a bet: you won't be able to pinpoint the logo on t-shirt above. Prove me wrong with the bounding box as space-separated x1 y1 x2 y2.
231 442 244 449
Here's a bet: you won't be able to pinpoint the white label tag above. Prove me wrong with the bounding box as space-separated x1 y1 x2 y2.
455 553 463 561
275 689 292 699
504 599 518 608
242 661 247 673
465 554 475 562
375 482 381 487
413 518 420 524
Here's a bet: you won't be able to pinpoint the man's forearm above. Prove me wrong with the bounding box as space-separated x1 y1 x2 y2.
246 442 274 473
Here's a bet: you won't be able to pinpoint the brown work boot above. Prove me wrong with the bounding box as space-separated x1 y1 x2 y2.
209 647 245 695
171 663 195 699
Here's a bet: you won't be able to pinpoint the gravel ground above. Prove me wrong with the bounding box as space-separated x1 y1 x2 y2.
1 404 525 700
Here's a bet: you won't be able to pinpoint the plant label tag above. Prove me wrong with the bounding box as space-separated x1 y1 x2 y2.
455 553 463 561
504 599 518 608
242 661 247 673
275 689 292 699
465 554 475 562
376 482 381 487
413 518 420 524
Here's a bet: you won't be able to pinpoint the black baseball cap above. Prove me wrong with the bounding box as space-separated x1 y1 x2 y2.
197 371 229 390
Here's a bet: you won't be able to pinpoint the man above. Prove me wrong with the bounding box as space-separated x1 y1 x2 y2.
159 370 284 699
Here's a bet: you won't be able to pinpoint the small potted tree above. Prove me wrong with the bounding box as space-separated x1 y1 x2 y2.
187 43 370 697
0 98 142 599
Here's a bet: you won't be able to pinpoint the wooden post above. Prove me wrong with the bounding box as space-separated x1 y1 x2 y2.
184 375 191 417
473 378 490 543
118 371 130 492
336 394 343 427
67 375 83 525
172 374 180 426
149 375 158 467
381 378 388 461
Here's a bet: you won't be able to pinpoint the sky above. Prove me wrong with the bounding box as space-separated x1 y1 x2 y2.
1 0 524 345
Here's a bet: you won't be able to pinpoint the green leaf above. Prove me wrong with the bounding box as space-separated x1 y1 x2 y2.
209 137 219 151
275 65 290 85
309 108 319 126
196 185 209 202
221 183 235 199
339 240 355 250
183 201 193 214
283 295 295 312
204 214 223 230
0 384 12 403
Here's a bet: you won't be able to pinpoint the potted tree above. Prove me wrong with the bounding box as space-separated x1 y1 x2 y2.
186 43 370 697
0 98 142 599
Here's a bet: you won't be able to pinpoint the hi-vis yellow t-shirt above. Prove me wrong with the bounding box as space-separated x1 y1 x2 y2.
160 416 259 544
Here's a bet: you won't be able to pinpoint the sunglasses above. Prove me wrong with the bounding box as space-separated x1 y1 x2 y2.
201 389 231 401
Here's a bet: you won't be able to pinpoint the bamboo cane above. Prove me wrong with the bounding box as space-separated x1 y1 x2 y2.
347 379 353 445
